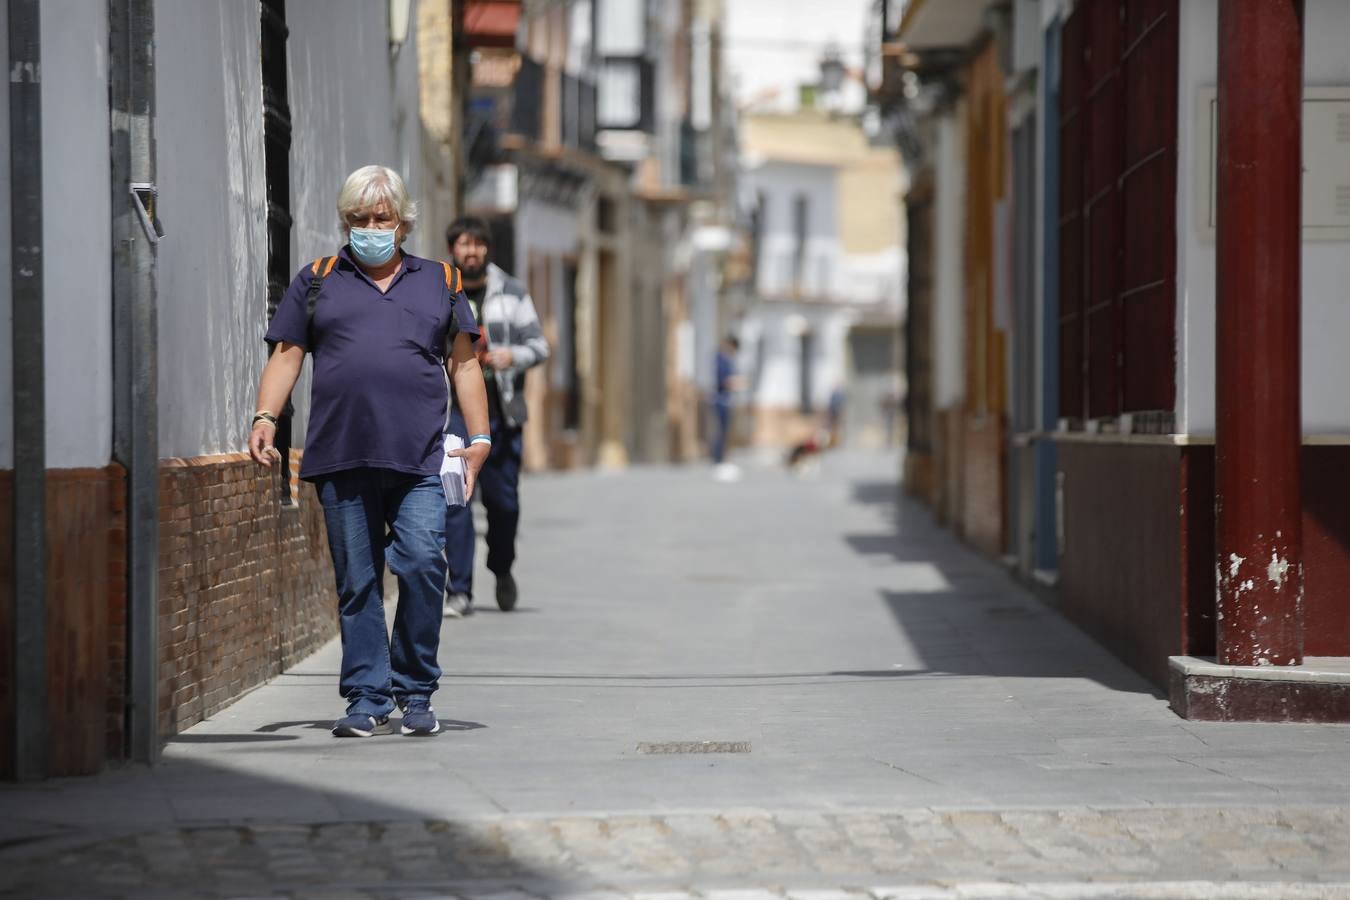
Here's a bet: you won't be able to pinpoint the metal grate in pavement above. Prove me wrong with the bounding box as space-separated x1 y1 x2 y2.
636 740 751 754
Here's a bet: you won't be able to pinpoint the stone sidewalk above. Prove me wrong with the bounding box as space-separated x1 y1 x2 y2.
5 452 1350 898
10 807 1350 898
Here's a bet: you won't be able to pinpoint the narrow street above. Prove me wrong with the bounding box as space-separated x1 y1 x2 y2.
6 452 1350 898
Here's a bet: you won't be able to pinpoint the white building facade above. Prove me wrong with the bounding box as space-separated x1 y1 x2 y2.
738 112 904 450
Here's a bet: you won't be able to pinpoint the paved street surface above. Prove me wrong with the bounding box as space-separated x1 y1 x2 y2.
5 452 1350 898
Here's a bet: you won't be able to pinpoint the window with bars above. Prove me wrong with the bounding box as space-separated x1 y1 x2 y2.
1058 0 1178 426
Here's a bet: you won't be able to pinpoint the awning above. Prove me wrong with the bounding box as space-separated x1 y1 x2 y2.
463 0 521 49
898 0 987 50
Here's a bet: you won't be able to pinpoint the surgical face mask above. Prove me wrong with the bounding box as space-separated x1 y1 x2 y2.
349 226 399 266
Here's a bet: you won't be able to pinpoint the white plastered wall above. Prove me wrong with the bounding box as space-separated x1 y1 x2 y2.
515 197 581 393
748 161 840 299
515 199 581 271
739 303 855 412
741 156 868 416
41 0 113 469
933 107 967 411
1176 0 1350 434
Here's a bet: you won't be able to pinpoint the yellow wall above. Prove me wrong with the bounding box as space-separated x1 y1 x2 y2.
963 43 1007 417
837 155 905 255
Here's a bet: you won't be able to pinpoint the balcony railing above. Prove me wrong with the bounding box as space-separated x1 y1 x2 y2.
470 53 599 157
561 72 598 155
508 54 544 143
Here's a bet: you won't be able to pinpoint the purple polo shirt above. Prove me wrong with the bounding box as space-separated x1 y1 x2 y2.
265 248 479 481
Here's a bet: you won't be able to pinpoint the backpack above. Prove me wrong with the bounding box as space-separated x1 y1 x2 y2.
304 255 463 353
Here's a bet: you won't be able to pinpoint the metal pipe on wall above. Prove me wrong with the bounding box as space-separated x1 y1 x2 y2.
1215 0 1304 667
9 0 49 782
108 0 161 763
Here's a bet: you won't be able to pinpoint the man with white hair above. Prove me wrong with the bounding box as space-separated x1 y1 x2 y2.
249 165 490 738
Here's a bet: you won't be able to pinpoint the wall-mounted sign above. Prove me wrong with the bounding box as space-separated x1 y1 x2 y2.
1195 86 1350 242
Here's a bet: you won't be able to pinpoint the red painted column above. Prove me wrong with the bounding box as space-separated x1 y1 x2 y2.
1215 0 1304 666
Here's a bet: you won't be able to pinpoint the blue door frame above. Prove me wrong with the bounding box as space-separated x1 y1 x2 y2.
1035 18 1062 575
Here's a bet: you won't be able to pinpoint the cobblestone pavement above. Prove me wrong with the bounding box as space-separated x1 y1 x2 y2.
8 806 1350 898
6 453 1350 898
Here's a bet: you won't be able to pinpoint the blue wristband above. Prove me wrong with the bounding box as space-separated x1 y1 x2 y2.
468 434 492 446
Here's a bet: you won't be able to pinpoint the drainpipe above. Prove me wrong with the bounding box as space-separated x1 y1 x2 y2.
10 0 48 782
109 0 161 762
1215 0 1304 666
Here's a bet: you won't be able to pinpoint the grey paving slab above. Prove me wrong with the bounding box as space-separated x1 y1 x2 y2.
5 452 1350 897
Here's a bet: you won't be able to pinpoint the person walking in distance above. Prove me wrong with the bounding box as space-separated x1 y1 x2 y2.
711 335 744 482
249 166 490 738
443 217 550 616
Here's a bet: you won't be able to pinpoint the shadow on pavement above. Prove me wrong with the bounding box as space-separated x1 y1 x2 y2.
254 718 487 733
844 479 1160 697
1 750 559 899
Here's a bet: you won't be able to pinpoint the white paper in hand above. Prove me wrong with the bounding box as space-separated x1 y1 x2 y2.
440 433 468 507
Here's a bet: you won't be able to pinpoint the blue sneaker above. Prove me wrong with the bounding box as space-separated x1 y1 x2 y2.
399 699 441 736
332 713 393 737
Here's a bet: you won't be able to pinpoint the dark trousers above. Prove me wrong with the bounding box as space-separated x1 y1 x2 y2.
710 400 732 464
445 408 522 597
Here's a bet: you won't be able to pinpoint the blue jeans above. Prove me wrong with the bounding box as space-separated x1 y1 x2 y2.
316 468 446 717
710 400 732 464
445 409 521 597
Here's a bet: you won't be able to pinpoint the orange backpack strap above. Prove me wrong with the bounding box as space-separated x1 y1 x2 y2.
441 261 462 293
440 262 464 353
305 256 338 348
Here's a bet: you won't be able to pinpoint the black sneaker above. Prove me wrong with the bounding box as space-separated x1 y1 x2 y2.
496 572 518 611
332 713 393 737
399 699 441 736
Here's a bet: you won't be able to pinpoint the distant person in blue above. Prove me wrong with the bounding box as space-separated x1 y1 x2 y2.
442 216 550 617
711 335 743 481
249 165 490 739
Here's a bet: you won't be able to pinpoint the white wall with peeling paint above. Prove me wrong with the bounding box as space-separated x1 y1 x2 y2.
154 0 270 459
1177 0 1350 435
155 0 429 458
288 0 431 264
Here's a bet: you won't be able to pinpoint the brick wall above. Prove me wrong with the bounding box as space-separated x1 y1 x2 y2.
157 451 335 736
48 468 126 775
932 408 964 529
902 449 934 503
0 467 126 778
105 473 127 762
961 413 1005 558
1 452 335 778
